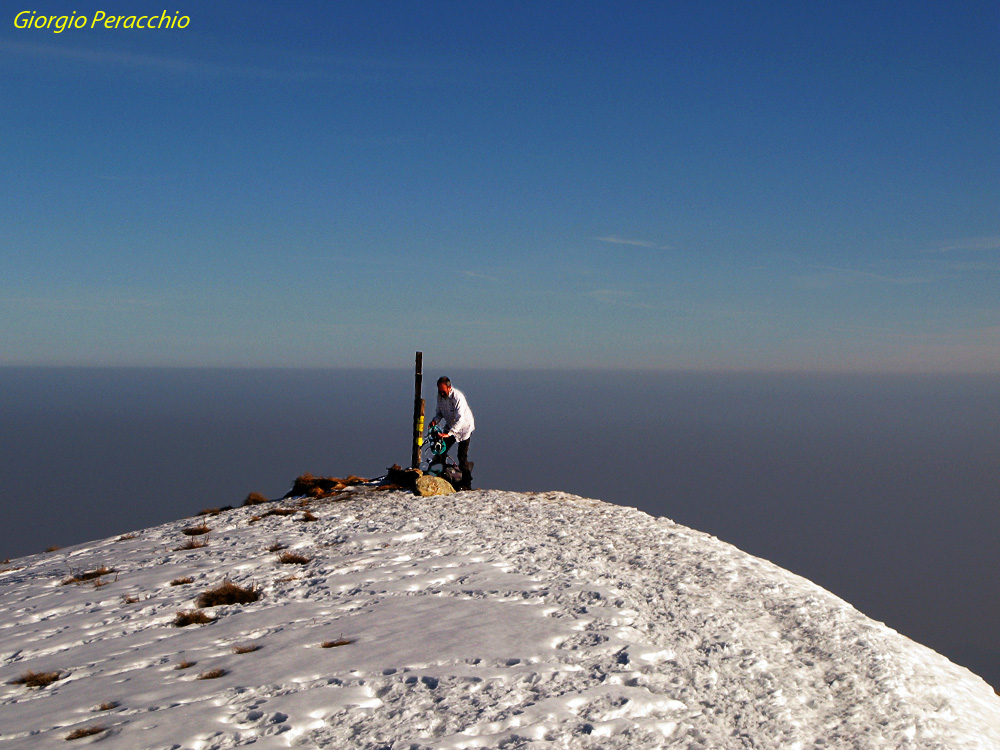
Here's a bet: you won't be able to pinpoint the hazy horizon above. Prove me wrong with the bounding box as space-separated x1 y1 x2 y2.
3 367 997 690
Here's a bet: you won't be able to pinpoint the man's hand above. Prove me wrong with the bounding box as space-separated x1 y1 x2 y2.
439 433 450 439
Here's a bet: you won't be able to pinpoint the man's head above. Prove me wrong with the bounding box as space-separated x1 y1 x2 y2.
437 376 452 397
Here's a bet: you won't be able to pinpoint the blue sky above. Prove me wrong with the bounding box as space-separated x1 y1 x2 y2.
2 1 998 371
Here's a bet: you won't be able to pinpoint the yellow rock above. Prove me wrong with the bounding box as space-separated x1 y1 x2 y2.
415 475 456 496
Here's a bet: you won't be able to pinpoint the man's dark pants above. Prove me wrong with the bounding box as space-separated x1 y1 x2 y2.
443 436 473 490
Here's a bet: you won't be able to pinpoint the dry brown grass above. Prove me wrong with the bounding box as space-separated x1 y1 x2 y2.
267 542 286 552
95 701 119 711
174 659 196 670
174 539 207 551
117 533 137 541
248 507 299 524
196 668 227 680
383 464 422 491
173 610 214 627
180 523 211 536
243 492 269 506
66 726 105 740
298 511 319 522
196 508 220 517
232 644 261 654
10 670 63 688
278 552 310 565
62 566 116 585
320 638 353 648
196 580 260 608
284 473 370 500
170 577 194 586
122 594 140 604
46 546 62 553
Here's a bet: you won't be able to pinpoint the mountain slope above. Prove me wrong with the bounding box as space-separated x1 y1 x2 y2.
1 489 998 748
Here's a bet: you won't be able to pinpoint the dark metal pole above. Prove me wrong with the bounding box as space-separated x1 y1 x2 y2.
412 352 424 468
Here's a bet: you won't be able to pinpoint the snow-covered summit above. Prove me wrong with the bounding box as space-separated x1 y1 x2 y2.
2 489 998 748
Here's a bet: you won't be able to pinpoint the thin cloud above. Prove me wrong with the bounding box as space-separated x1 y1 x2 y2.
796 265 929 288
595 236 673 251
589 288 630 304
1 39 445 84
936 261 1000 273
461 271 501 282
586 288 666 310
0 39 322 81
933 235 1000 253
4 39 210 73
2 294 159 313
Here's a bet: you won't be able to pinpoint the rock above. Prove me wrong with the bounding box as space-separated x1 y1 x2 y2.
386 464 422 490
284 473 352 499
415 475 455 496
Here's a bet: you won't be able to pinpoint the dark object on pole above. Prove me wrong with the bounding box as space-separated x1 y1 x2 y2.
411 352 424 468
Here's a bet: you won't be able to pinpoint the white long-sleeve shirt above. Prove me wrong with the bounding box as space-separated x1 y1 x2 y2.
434 387 475 442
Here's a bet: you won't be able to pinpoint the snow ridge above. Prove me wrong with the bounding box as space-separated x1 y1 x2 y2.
1 489 998 749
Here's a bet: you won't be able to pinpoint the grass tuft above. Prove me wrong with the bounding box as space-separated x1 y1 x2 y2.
180 523 210 536
170 577 194 586
321 638 353 648
278 552 310 565
173 610 214 627
174 539 207 551
174 659 196 670
196 580 261 608
232 643 261 654
11 670 63 688
66 726 105 741
63 566 116 585
298 510 319 522
249 507 297 524
243 492 269 506
95 701 119 711
284 472 370 499
196 668 227 680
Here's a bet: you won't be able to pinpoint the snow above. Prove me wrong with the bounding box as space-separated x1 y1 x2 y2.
1 488 998 749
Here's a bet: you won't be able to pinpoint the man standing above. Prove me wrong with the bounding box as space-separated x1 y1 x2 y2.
430 376 475 490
